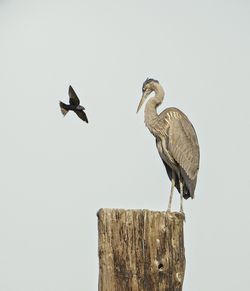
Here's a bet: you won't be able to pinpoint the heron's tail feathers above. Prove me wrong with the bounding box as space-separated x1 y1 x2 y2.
183 187 193 199
59 101 69 116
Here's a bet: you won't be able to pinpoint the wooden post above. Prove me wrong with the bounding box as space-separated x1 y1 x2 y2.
98 208 185 291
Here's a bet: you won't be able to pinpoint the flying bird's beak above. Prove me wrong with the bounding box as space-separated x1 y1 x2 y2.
136 90 150 113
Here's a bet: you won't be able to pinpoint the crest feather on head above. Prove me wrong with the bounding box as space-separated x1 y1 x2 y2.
142 78 159 91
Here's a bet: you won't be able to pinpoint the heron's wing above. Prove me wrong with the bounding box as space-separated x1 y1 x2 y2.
68 85 80 106
168 114 199 181
75 110 88 123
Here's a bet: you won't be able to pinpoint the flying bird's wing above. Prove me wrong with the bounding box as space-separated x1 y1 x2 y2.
75 110 88 123
59 101 69 116
68 85 80 106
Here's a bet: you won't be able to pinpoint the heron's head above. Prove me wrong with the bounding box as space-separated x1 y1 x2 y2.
136 78 159 113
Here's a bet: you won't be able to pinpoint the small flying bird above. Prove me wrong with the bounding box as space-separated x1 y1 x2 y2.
59 85 88 123
137 78 200 213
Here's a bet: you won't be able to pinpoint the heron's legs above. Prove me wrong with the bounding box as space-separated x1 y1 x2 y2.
179 181 184 213
167 178 175 211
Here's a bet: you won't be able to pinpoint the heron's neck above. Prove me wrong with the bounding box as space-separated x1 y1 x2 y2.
144 85 164 135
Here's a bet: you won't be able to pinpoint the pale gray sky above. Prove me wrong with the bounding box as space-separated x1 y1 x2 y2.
1 0 250 290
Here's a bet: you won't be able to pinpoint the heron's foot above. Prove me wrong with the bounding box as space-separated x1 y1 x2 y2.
166 209 173 217
179 210 186 221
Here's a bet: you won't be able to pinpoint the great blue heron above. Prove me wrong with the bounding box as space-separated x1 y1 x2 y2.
59 85 88 123
137 78 200 213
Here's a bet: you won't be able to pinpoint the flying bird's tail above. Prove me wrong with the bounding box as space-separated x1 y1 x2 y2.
59 101 69 116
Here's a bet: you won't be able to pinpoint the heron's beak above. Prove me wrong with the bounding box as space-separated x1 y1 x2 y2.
136 91 150 113
136 96 146 113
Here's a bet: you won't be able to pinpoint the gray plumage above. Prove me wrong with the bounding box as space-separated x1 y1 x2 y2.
59 85 88 123
137 78 199 212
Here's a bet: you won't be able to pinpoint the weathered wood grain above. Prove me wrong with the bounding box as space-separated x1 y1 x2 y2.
98 208 185 291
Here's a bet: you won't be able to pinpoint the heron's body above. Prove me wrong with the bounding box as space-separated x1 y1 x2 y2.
137 78 199 212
